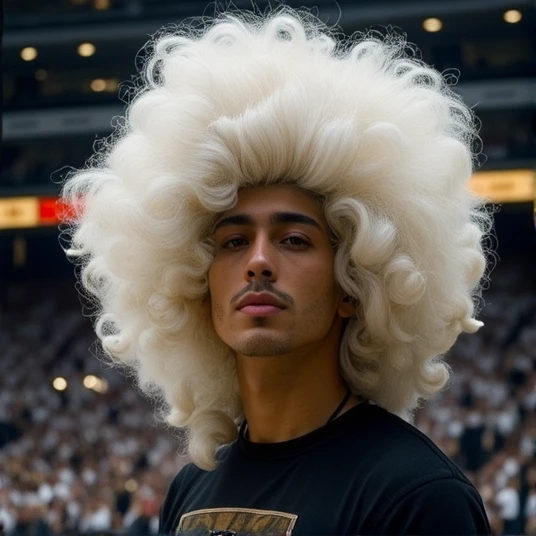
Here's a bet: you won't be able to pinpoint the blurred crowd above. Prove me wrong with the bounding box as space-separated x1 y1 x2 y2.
0 282 187 535
415 266 536 536
1 259 535 535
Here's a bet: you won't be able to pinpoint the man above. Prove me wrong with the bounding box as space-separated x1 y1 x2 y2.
62 6 492 534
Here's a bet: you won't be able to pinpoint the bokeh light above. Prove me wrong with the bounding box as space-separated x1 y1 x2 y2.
90 78 107 92
423 18 443 32
83 374 98 389
94 0 110 10
21 47 38 61
52 377 68 391
78 42 96 57
503 10 522 23
125 479 138 492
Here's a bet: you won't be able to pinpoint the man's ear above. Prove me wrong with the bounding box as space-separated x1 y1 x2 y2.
338 294 357 318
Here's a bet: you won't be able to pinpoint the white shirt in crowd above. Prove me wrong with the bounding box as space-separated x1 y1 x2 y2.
495 487 520 520
526 491 536 518
79 505 112 531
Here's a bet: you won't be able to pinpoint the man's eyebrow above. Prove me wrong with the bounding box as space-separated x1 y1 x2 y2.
269 211 323 230
212 214 253 232
212 211 323 232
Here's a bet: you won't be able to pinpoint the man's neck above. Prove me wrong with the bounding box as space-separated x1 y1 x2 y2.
235 348 362 443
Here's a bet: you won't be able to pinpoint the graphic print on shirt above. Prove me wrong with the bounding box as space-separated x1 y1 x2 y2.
177 507 298 533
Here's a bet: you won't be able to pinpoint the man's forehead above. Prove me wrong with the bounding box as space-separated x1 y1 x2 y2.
209 186 327 234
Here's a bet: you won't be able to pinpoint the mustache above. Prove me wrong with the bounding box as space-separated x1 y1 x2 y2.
231 280 294 307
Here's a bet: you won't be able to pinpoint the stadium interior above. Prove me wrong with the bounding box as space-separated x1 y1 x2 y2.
1 0 535 534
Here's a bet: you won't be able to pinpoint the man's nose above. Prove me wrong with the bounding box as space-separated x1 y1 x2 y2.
244 235 277 281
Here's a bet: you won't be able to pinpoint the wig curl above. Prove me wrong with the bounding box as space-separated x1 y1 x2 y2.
61 7 491 470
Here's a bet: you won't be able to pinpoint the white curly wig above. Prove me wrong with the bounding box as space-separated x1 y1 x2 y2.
61 6 491 471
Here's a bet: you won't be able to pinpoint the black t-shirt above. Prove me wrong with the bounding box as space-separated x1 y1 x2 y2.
160 400 492 535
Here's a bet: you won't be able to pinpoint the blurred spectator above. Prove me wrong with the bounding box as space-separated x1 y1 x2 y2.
496 475 522 535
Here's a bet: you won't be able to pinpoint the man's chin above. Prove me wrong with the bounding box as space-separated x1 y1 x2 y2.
231 333 293 357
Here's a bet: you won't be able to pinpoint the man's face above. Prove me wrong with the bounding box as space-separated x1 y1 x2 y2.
208 185 347 357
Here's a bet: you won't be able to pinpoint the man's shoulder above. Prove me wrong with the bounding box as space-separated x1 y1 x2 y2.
346 404 490 534
160 444 242 534
164 443 236 494
167 460 197 488
367 475 492 535
346 403 471 485
159 461 201 534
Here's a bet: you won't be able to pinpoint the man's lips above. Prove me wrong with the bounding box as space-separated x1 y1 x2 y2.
239 305 284 316
236 292 287 316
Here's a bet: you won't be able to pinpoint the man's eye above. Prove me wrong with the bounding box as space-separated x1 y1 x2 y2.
283 235 310 247
222 237 248 248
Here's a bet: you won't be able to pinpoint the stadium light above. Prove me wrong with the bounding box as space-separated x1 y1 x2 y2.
94 0 110 10
105 79 119 92
53 377 68 391
21 47 38 61
422 18 443 33
503 10 522 23
83 375 99 389
93 378 109 394
90 78 107 92
83 374 109 393
78 43 96 57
